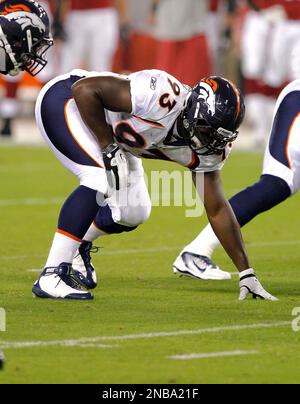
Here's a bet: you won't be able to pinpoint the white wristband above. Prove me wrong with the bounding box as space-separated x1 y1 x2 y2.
239 268 255 279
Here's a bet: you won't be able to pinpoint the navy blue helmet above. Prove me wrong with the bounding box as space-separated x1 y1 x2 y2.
0 0 53 76
181 76 245 155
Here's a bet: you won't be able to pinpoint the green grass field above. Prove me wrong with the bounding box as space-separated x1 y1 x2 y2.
0 146 300 384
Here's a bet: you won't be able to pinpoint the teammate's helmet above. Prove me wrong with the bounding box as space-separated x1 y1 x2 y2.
181 76 245 155
0 0 53 76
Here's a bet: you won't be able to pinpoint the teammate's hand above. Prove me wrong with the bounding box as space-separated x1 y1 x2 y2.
239 269 278 301
102 143 129 197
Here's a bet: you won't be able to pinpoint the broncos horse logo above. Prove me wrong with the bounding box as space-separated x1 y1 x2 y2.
197 81 217 117
4 10 46 33
0 4 31 15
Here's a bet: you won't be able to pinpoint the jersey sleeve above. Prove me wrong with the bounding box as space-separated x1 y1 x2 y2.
129 69 188 123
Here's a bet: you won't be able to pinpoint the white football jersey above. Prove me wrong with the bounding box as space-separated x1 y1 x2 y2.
103 69 231 172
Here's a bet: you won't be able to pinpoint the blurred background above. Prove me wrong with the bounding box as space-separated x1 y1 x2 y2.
0 0 299 149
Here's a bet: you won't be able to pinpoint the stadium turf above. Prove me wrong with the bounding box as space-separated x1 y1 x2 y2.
0 146 299 384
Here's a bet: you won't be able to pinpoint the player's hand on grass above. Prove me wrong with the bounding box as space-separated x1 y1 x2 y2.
239 269 278 301
102 143 129 197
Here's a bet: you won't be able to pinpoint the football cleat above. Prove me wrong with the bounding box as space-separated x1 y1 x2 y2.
72 241 98 289
32 263 93 300
173 251 231 280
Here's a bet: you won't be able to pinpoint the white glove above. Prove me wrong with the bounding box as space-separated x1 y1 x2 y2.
239 269 278 301
102 143 129 197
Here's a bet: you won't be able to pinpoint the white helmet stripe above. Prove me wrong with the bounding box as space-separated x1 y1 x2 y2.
0 24 20 74
27 28 32 52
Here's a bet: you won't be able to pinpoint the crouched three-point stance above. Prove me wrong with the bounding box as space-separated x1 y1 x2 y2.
33 71 151 300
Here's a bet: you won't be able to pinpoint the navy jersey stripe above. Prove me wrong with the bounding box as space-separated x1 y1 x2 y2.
269 90 300 169
40 76 102 168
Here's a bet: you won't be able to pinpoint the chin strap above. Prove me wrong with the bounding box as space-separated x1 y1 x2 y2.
0 24 21 76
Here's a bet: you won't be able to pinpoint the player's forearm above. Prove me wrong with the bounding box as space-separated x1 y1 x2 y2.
207 201 250 272
72 80 114 149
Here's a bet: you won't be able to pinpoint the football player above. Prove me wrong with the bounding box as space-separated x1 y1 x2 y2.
176 78 300 288
0 0 53 77
32 68 277 301
0 0 54 137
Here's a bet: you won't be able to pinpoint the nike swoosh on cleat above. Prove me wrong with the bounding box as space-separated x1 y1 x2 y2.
191 259 207 273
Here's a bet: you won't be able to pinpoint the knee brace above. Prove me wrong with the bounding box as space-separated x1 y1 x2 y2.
229 174 291 227
115 204 152 228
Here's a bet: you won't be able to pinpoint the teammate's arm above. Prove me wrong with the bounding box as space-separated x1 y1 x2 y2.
194 170 250 272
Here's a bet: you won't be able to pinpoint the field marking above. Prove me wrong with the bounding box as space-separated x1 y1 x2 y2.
0 340 118 349
168 350 258 360
0 197 65 207
0 193 203 208
28 269 240 275
0 321 290 350
4 239 300 264
27 269 43 273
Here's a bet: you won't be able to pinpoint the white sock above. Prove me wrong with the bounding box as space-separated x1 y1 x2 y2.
83 222 107 243
45 232 81 268
183 223 220 258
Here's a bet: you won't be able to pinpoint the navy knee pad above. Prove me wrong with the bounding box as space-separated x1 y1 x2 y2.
94 205 138 234
229 174 291 227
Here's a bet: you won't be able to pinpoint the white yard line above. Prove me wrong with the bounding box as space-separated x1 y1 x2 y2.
0 194 199 207
6 246 182 262
0 340 118 349
0 197 64 207
3 239 300 264
27 269 44 273
168 350 258 360
0 321 290 350
27 270 235 275
247 240 300 247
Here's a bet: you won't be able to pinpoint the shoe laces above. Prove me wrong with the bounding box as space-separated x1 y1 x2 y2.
44 266 81 290
78 242 102 263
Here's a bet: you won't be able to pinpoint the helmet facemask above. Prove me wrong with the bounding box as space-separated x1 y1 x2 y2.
19 33 53 76
185 116 238 155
